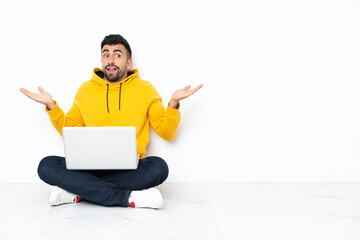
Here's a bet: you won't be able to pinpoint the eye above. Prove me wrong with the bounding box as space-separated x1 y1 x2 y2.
115 54 121 58
103 54 109 58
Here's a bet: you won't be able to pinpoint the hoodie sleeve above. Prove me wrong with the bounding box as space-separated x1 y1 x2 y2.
148 89 181 141
45 101 85 136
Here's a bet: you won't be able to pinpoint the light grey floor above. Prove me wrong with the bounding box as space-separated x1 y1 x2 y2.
0 182 359 240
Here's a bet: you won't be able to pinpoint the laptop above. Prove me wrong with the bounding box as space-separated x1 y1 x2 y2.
63 127 139 170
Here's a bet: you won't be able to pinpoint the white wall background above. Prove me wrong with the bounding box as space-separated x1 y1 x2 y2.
1 0 360 183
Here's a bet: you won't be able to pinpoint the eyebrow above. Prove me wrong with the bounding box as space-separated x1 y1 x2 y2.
102 49 123 54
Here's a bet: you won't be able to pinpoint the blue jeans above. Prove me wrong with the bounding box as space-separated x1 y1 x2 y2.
37 155 169 207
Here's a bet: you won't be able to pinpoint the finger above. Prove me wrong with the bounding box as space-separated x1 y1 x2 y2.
19 88 33 97
19 88 27 94
38 86 46 93
186 84 203 95
21 91 38 101
182 85 191 91
192 84 203 92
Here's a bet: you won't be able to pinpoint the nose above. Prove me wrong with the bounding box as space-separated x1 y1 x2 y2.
108 55 115 65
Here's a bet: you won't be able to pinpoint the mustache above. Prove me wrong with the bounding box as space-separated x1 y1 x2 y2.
105 64 119 70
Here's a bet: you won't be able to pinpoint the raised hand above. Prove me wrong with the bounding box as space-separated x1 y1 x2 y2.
19 87 56 110
169 84 203 109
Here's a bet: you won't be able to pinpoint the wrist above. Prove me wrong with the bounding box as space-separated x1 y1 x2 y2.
46 101 56 110
169 100 179 109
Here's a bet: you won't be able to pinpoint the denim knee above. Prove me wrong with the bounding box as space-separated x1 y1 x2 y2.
147 156 169 184
37 155 63 183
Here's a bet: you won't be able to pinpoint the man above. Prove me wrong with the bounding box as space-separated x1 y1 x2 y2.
20 34 202 209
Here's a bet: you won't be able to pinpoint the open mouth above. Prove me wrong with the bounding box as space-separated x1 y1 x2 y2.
106 66 118 74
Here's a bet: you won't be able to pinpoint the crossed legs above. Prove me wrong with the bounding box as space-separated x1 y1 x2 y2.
37 155 169 207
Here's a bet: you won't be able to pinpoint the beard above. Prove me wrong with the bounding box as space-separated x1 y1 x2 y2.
103 64 127 82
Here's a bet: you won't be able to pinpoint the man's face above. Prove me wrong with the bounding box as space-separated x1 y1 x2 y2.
101 44 132 83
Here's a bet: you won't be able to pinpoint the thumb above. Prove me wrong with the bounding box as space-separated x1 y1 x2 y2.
38 87 46 93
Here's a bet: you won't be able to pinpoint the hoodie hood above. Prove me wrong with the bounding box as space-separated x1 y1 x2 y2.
90 68 139 113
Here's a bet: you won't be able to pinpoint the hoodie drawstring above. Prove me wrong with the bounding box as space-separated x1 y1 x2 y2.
106 84 109 113
106 83 123 113
119 83 122 110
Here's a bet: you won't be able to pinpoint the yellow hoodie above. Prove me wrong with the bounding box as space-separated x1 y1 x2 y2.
46 68 181 158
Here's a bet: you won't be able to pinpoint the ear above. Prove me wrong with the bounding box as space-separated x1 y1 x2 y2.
126 59 133 70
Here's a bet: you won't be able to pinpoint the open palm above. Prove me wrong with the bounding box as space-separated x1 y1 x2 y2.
19 87 55 109
171 84 203 102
